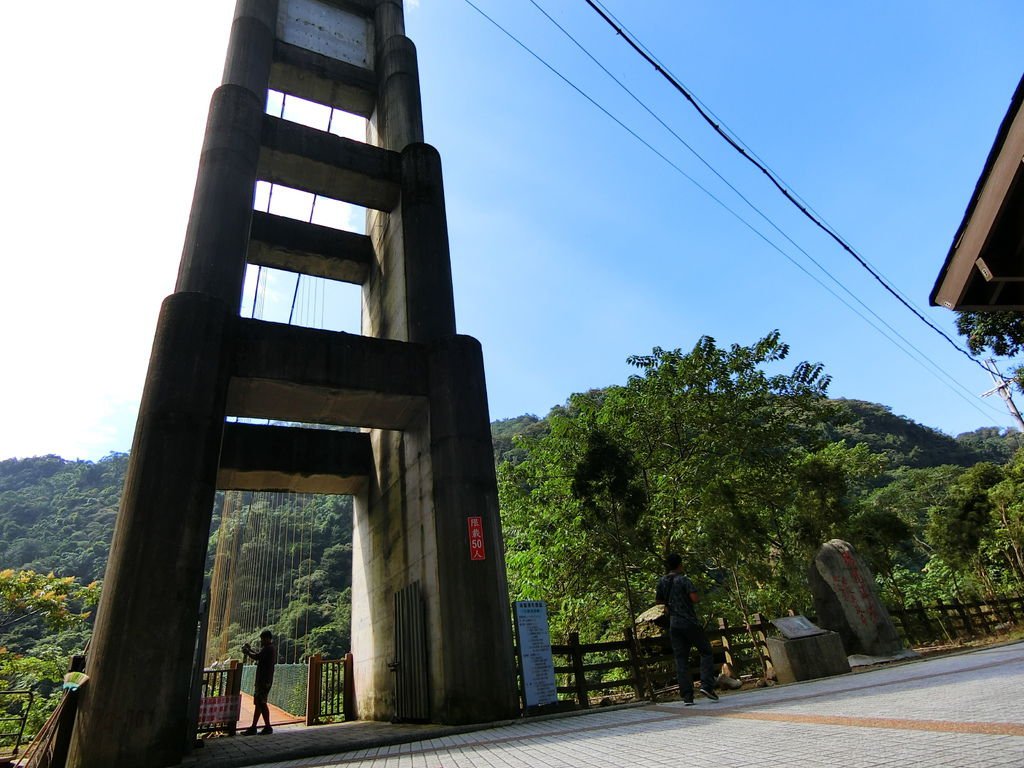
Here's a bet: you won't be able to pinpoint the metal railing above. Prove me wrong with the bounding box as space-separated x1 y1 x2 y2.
0 689 33 762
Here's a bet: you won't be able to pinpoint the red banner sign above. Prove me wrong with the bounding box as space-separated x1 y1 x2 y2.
467 516 486 560
198 695 241 726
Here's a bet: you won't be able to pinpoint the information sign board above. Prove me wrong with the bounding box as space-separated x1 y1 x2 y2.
513 600 558 708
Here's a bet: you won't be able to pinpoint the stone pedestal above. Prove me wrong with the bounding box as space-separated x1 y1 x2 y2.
767 632 851 684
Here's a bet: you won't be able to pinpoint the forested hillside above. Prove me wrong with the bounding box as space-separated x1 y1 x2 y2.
2 397 1013 593
826 399 1020 470
0 453 127 583
2 346 1022 668
491 397 1020 470
0 456 353 664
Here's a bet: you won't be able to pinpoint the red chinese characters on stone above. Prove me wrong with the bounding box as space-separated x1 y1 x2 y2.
467 516 486 561
836 549 880 626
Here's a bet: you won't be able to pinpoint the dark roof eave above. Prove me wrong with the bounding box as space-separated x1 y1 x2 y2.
931 72 1024 308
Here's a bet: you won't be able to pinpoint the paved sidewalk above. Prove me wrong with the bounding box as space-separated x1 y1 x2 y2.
180 641 1024 768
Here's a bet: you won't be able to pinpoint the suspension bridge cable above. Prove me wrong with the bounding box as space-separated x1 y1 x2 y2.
287 105 336 326
262 495 277 632
291 508 301 663
522 0 1000 415
246 495 263 634
283 494 297 662
268 493 282 632
254 495 270 632
237 495 255 635
459 0 1004 421
223 494 242 659
302 494 313 662
580 0 985 372
277 493 287 629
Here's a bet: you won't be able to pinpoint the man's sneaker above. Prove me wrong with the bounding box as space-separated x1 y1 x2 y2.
699 686 719 701
683 699 695 706
242 727 258 736
259 726 273 735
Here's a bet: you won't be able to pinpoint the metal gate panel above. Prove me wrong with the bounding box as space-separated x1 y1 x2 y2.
392 581 429 722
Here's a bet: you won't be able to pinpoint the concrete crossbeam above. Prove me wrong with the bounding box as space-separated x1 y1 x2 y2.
248 210 373 284
227 317 428 429
271 40 376 117
259 114 401 211
217 421 371 493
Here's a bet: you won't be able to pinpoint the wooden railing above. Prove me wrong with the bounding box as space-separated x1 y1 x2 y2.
526 596 1024 710
542 615 774 709
887 595 1024 647
306 653 355 726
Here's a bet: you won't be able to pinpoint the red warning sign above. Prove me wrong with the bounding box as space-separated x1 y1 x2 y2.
467 516 486 561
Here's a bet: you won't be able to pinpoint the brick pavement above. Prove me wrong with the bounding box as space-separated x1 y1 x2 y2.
178 640 1024 768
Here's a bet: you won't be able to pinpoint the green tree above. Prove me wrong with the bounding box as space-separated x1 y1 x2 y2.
498 395 637 640
955 311 1024 391
982 448 1024 588
0 571 97 741
498 331 865 640
845 507 914 606
570 420 648 624
926 462 1004 597
0 569 99 636
788 442 886 557
956 311 1024 358
612 332 839 621
857 465 968 604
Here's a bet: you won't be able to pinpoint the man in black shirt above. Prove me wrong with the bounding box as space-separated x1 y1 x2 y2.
242 630 277 735
655 553 718 705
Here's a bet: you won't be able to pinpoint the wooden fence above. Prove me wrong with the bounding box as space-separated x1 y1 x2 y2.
887 595 1024 647
526 595 1024 709
305 653 356 726
543 614 774 708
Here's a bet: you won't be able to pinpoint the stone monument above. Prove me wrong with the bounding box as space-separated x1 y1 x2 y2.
809 539 903 657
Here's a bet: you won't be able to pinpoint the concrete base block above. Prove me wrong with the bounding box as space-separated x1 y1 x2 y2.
767 632 851 684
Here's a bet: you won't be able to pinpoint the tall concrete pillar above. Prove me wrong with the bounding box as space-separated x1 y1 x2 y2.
69 3 277 767
401 143 456 343
67 294 233 768
75 2 519 761
425 335 518 721
177 0 277 303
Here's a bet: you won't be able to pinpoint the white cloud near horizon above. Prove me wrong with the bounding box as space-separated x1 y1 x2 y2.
0 0 236 461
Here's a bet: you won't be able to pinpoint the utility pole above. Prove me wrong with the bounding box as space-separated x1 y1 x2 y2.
981 358 1024 432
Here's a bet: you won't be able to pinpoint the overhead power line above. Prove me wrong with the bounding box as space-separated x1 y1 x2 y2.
518 0 1003 420
582 0 987 374
458 0 1005 423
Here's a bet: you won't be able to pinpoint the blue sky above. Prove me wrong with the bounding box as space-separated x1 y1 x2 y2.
1 1 1022 460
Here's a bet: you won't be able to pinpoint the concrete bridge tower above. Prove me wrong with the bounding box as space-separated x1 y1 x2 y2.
68 2 519 766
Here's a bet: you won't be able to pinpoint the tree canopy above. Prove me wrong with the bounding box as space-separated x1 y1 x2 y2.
0 568 99 637
496 331 1024 642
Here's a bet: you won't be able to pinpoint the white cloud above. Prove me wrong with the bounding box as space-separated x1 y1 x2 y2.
0 0 234 460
